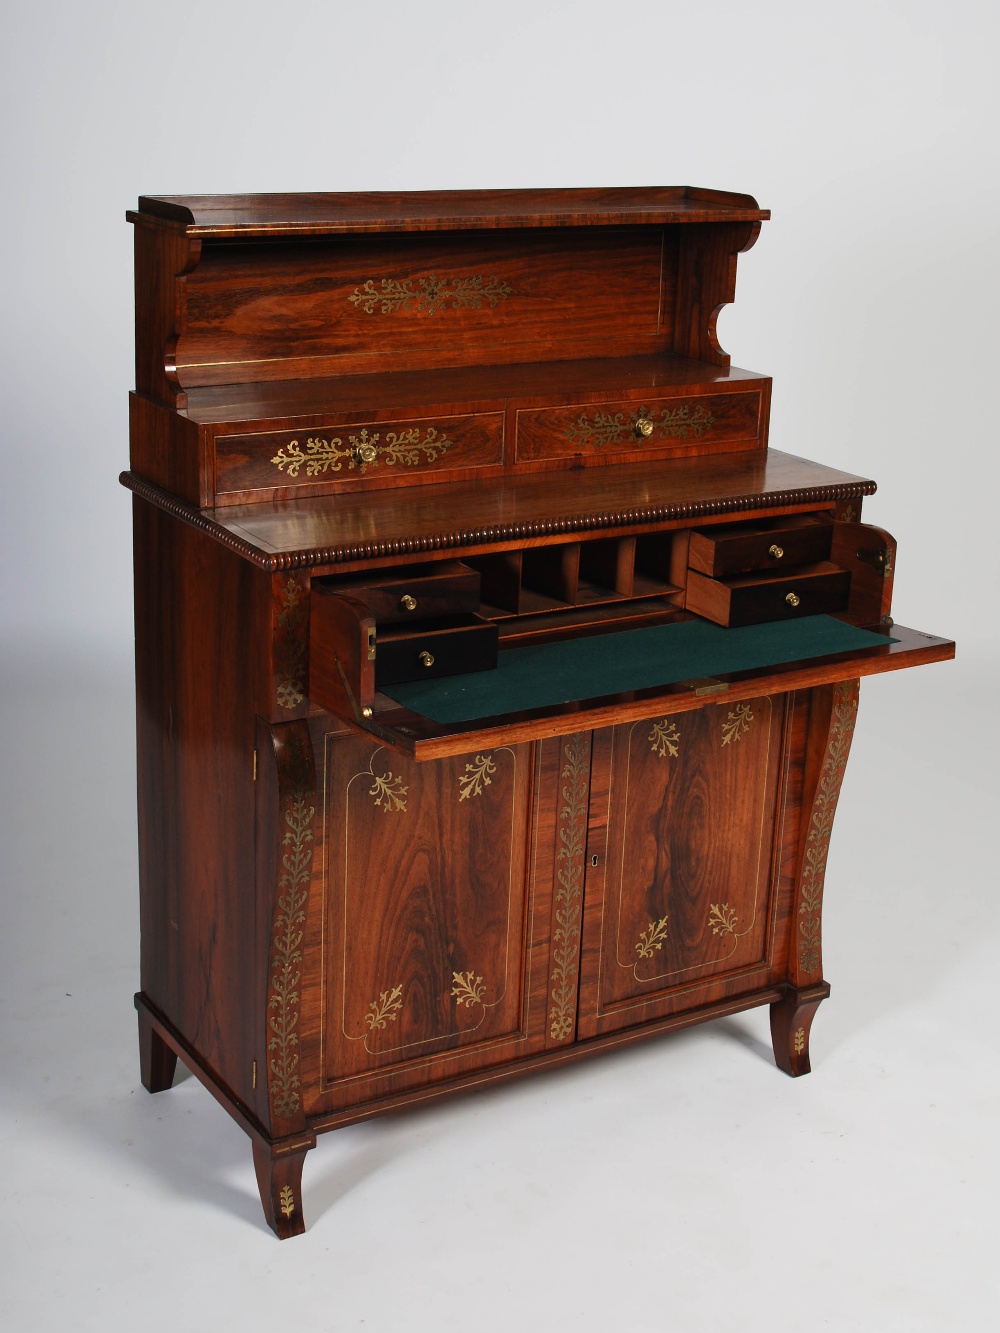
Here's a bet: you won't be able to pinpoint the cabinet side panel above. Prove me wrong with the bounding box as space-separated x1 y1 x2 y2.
133 499 268 1104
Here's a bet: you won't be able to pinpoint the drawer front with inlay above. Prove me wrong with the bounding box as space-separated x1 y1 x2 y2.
515 388 765 463
214 411 504 503
686 564 851 627
688 515 833 577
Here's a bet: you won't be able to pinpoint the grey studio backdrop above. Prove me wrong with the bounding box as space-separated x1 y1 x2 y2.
1 3 997 1331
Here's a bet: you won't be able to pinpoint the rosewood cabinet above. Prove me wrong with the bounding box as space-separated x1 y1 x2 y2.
124 188 952 1237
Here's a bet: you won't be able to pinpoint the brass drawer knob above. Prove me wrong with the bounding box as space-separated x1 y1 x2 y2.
769 544 784 560
353 441 378 465
418 650 435 668
400 594 418 612
785 592 801 608
634 417 655 439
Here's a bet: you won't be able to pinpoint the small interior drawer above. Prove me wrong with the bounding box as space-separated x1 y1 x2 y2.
688 515 833 577
375 615 499 686
686 562 850 627
321 560 481 625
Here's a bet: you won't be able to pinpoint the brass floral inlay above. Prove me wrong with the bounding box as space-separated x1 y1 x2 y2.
549 734 589 1041
271 426 454 478
369 770 408 813
451 971 486 1008
274 578 307 710
567 403 716 448
458 753 497 801
793 1026 806 1055
366 984 404 1032
279 1184 295 1219
349 273 513 316
648 718 680 758
268 791 314 1119
708 902 739 939
799 681 859 973
635 915 669 960
721 701 754 746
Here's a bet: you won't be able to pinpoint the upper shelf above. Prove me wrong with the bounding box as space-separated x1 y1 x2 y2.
130 187 769 238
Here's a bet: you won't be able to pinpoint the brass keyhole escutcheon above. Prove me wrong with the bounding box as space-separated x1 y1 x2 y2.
769 544 784 560
591 854 599 867
634 417 655 439
354 442 378 465
400 594 418 612
418 650 435 668
785 592 801 608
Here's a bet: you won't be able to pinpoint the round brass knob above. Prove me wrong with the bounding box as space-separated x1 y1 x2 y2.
634 417 655 439
400 594 418 612
785 592 801 608
361 706 373 719
418 650 435 668
354 442 378 465
768 544 784 560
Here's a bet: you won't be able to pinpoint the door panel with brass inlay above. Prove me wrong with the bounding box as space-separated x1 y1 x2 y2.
577 695 785 1038
316 733 562 1110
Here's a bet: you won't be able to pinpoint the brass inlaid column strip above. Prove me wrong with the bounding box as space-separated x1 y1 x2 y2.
549 733 589 1041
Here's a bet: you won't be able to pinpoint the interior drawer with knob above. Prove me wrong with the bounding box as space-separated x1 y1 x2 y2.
687 514 833 577
685 562 851 627
375 615 499 686
514 386 766 464
328 560 482 626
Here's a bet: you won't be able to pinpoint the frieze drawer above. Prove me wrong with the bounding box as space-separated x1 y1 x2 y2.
213 411 505 503
375 615 499 686
688 515 833 577
686 563 851 627
319 561 482 627
515 388 765 463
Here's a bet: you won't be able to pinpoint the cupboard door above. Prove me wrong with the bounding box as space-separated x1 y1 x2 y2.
577 695 786 1038
311 732 566 1112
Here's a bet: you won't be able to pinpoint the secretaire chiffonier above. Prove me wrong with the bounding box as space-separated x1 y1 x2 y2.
123 187 953 1237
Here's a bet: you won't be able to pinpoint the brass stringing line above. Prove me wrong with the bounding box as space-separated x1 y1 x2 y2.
549 734 588 1041
615 700 773 988
267 788 314 1118
348 274 513 316
343 750 518 1061
798 682 858 973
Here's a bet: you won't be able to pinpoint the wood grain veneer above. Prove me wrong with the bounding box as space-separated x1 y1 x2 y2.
126 186 952 1240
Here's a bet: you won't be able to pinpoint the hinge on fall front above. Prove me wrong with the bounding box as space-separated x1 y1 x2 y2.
253 749 258 781
856 546 893 578
680 677 729 696
252 1059 258 1089
367 626 377 661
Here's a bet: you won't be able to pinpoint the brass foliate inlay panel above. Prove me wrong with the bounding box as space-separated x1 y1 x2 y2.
635 915 669 960
648 718 680 758
369 770 408 814
274 578 307 710
451 971 487 1008
799 681 859 974
721 702 754 746
366 984 404 1032
793 1026 806 1055
458 753 497 801
567 403 717 448
349 273 513 316
268 791 314 1120
279 1185 295 1219
271 426 454 478
549 734 589 1041
708 902 739 939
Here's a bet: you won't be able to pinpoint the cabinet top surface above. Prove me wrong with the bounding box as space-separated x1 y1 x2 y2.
130 186 769 238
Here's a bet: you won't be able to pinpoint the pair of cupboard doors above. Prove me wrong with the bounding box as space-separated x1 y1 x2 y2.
294 682 811 1118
